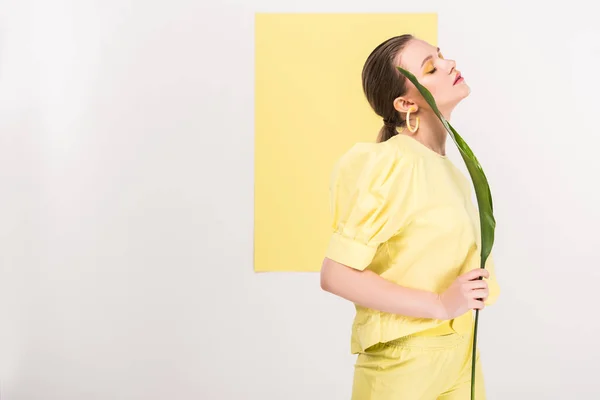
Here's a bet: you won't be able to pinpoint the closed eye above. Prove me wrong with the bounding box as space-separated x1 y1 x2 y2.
428 53 445 73
422 49 444 74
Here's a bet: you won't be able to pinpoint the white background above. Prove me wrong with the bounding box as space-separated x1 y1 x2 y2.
1 0 599 399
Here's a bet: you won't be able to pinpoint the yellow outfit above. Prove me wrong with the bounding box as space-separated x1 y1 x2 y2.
325 134 500 398
351 317 486 399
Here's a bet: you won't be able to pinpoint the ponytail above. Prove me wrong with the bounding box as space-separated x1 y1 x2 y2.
377 117 401 142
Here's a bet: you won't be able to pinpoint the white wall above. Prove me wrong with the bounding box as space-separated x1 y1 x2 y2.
1 0 599 399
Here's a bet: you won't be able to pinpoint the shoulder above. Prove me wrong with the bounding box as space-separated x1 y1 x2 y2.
330 138 416 189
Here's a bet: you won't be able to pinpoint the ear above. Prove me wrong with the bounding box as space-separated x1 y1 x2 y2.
393 97 418 114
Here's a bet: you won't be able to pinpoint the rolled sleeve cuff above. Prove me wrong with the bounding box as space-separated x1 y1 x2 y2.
325 232 377 271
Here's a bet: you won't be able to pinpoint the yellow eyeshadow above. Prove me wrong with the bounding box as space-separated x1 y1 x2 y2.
423 62 435 73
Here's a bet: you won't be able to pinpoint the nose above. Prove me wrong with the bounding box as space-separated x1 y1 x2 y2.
447 59 456 74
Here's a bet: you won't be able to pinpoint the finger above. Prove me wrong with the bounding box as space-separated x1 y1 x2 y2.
470 288 489 300
461 268 488 281
460 268 489 282
469 300 486 310
469 286 489 295
463 280 488 291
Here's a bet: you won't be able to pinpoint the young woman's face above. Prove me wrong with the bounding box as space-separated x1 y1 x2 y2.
396 39 470 112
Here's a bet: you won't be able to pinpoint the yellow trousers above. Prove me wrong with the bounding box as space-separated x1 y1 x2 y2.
351 320 485 400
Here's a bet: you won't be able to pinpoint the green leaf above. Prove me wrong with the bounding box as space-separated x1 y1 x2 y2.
397 67 495 400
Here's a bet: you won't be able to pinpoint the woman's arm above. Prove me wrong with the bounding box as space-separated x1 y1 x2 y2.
320 257 489 320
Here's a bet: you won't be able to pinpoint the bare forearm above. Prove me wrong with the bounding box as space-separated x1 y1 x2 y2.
320 257 443 320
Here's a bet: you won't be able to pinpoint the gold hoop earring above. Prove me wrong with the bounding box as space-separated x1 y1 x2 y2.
406 108 419 133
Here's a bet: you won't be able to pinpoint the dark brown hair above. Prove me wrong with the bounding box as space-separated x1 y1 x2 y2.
362 34 413 142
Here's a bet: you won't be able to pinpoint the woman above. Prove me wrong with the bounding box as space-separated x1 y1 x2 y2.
320 34 500 399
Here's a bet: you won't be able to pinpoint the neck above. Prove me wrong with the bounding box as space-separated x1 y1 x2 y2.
406 110 450 156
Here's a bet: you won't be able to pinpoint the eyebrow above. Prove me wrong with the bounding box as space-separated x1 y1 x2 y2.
421 47 441 68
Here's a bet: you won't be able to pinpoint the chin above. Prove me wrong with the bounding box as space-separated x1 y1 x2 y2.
452 87 471 106
458 82 471 98
439 85 471 115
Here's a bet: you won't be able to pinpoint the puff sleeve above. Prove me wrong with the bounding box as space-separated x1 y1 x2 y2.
325 143 415 271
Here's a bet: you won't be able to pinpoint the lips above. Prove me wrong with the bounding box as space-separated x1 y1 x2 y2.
453 72 463 85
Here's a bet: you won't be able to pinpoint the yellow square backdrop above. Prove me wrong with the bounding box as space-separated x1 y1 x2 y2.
254 13 437 272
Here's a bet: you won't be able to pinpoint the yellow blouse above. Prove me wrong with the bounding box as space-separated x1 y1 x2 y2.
325 133 500 354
